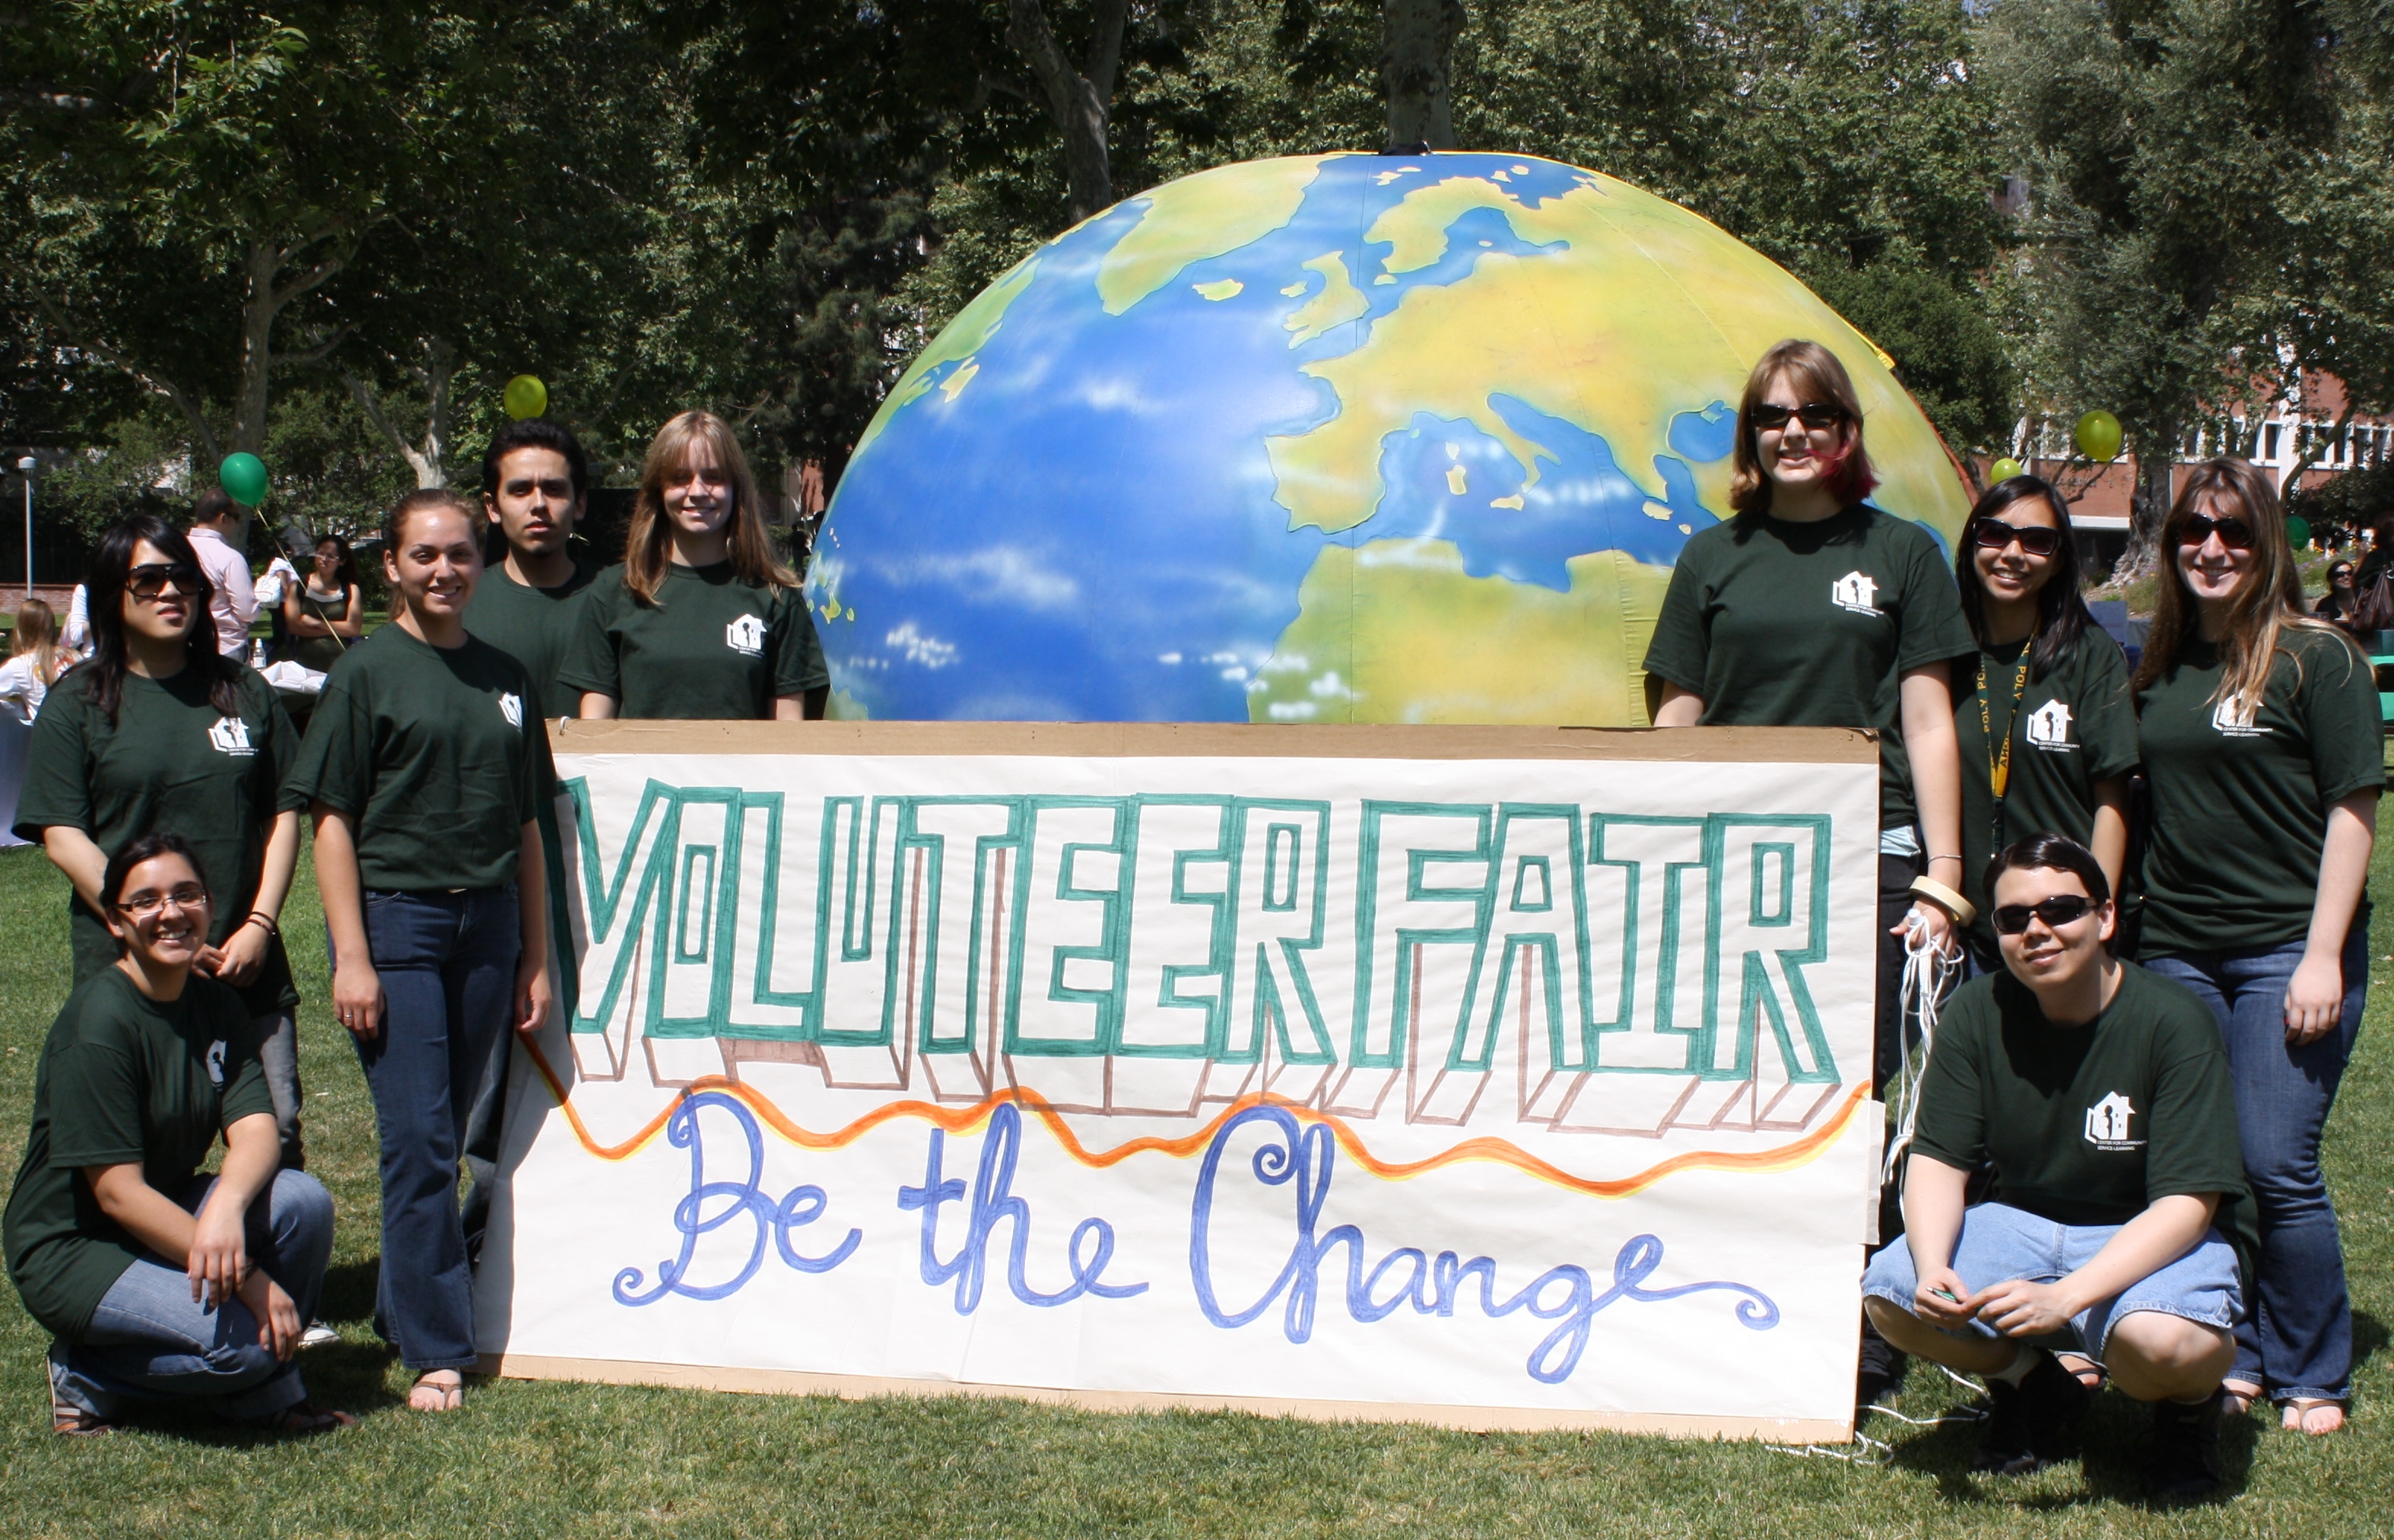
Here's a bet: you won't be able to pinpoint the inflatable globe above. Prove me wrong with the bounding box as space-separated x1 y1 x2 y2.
807 152 1970 723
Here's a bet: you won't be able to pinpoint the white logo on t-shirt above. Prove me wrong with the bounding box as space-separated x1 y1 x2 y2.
726 614 766 656
1830 570 1880 614
2211 695 2269 738
498 691 523 729
206 1040 227 1087
2024 699 2076 751
206 716 255 757
2084 1091 2143 1150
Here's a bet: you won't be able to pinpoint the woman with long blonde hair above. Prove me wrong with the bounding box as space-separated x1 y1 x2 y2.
1 596 67 722
560 411 825 720
2134 458 2379 1436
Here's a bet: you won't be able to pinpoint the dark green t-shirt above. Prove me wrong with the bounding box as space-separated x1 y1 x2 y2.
557 560 826 720
460 552 601 723
1954 630 2140 964
283 625 547 891
2136 627 2383 954
13 664 300 1015
1912 962 2257 1289
1643 504 1975 826
3 970 273 1338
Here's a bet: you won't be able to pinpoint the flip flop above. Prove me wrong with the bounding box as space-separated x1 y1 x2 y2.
2281 1399 2345 1435
408 1373 465 1413
2219 1380 2263 1418
51 1387 116 1437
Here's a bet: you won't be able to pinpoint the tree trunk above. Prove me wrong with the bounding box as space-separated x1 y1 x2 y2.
1006 0 1128 224
224 234 350 548
1382 0 1466 151
2112 433 2180 583
344 338 456 489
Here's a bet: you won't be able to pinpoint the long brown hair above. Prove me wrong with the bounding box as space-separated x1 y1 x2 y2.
1729 339 1878 514
2134 457 2356 708
623 411 794 605
9 597 64 687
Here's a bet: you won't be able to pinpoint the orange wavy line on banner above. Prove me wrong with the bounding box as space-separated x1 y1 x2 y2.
518 1034 1867 1199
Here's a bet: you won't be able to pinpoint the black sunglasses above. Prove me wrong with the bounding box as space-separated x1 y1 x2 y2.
125 563 202 600
1992 895 2097 935
1751 402 1848 431
1972 519 2064 557
2173 513 2256 551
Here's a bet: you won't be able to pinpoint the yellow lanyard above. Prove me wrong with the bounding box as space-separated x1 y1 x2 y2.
1976 643 2032 802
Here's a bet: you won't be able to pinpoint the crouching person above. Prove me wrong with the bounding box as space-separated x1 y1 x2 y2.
2 834 351 1436
1862 833 2252 1500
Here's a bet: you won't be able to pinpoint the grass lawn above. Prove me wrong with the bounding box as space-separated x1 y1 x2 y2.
0 837 2386 1538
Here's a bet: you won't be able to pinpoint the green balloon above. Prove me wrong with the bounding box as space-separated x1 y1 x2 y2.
503 374 548 420
2075 409 2123 463
218 452 268 506
1989 457 2024 484
2287 516 2312 549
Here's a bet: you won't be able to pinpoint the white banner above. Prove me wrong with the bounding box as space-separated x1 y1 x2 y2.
476 723 1882 1437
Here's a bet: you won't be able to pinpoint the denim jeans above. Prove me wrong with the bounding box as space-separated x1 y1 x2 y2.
253 1010 305 1169
2145 928 2367 1402
351 885 520 1370
49 1169 334 1421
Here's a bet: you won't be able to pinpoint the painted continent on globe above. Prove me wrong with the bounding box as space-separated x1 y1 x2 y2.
808 152 1970 724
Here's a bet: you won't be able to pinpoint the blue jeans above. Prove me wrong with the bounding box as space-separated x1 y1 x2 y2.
1863 1200 2241 1361
351 885 520 1370
49 1170 334 1421
2146 929 2367 1402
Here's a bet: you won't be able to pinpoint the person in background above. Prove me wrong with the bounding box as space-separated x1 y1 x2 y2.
289 487 551 1413
253 545 303 664
455 417 600 1263
2 833 351 1436
284 534 364 673
2133 459 2378 1437
1949 475 2136 970
60 583 90 655
2 597 67 723
561 410 825 722
1862 834 2249 1500
186 489 259 659
15 517 309 1179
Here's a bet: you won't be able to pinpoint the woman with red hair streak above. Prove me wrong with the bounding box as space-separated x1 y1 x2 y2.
1643 339 1977 1404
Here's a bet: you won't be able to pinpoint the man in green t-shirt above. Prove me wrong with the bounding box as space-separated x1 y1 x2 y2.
1862 834 2250 1502
456 420 596 1263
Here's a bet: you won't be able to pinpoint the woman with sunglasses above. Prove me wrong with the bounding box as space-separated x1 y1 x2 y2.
2133 458 2380 1435
3 833 351 1436
561 411 824 722
2311 560 2358 631
14 518 308 1171
1646 339 1975 1071
1948 476 2137 970
287 487 551 1414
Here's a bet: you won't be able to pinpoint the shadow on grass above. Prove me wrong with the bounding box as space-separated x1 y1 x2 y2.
1885 1386 2261 1512
319 1258 380 1325
2352 1310 2386 1376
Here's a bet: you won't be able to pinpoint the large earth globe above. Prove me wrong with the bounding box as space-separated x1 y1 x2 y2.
806 151 1970 723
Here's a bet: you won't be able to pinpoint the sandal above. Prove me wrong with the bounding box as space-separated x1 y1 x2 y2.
408 1372 464 1413
243 1399 357 1437
2056 1352 2107 1392
2220 1380 2263 1418
51 1387 117 1437
2281 1398 2345 1435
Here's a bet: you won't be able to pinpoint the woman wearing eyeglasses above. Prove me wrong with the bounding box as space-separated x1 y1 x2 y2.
1646 339 1976 1078
3 833 351 1436
1948 476 2137 970
2133 458 2380 1435
14 518 308 1172
288 487 551 1414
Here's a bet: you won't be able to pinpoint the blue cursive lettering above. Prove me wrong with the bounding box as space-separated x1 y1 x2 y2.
899 1103 1147 1313
614 1091 862 1306
1189 1105 1778 1383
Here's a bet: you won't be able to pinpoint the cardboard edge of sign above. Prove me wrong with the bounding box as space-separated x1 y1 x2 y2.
548 719 1880 764
477 1353 1853 1443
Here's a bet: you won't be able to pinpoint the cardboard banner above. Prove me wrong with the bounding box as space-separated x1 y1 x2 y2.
478 722 1882 1440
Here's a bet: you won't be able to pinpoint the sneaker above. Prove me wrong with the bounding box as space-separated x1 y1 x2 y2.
298 1321 340 1349
1856 1314 1908 1408
2145 1393 2224 1503
1973 1351 2090 1475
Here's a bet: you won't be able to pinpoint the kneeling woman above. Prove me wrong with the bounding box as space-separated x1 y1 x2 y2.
2 834 349 1435
290 488 552 1412
1864 834 2252 1500
561 410 825 720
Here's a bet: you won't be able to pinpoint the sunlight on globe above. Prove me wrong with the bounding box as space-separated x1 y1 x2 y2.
807 152 1971 725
